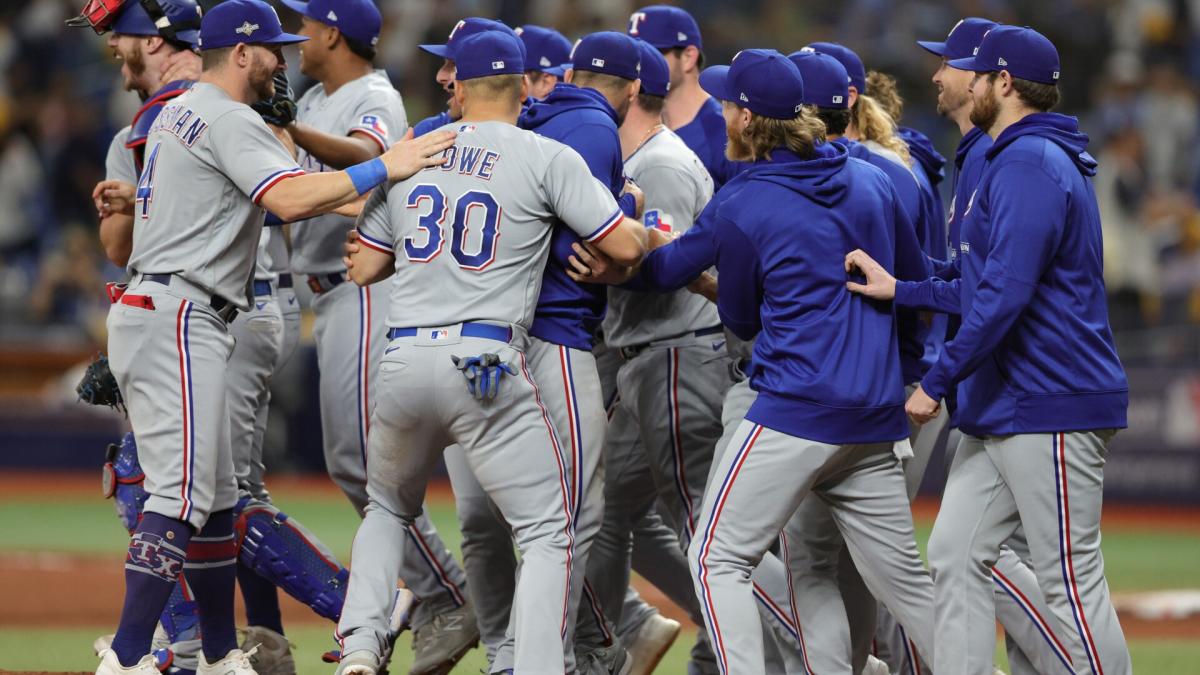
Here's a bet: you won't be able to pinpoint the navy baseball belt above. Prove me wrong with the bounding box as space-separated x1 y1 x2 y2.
141 272 238 323
307 272 346 294
619 324 724 361
388 322 513 344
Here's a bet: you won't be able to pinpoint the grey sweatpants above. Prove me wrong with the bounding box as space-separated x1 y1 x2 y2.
336 330 575 673
226 290 282 501
928 431 1132 675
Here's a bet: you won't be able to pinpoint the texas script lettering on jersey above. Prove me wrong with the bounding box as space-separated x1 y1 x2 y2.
426 144 501 180
148 102 209 148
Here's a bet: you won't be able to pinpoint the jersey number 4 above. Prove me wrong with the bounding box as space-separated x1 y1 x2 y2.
135 143 161 220
403 184 500 270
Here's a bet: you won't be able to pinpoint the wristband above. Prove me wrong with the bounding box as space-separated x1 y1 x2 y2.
264 211 285 227
346 157 388 195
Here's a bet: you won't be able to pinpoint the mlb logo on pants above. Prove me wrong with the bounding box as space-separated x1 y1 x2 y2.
431 329 450 340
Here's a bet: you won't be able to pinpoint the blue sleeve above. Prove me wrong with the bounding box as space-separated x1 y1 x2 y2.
638 201 718 292
895 277 961 314
618 192 637 218
412 112 451 138
559 123 624 195
264 211 285 227
712 214 763 340
920 162 1066 399
892 187 931 283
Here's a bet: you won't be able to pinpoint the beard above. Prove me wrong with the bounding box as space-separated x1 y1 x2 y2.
249 52 276 101
969 84 1000 132
120 45 147 95
936 85 970 118
725 124 754 162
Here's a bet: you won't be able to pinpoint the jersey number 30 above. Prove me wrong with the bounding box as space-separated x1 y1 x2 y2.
403 184 500 270
135 143 161 220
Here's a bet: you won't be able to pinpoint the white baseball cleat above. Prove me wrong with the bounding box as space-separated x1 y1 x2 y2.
863 654 891 675
334 650 380 675
95 649 161 675
196 646 260 675
239 626 295 675
626 614 681 675
94 635 116 656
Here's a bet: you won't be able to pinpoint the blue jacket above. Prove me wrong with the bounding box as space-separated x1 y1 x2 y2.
519 83 633 350
919 113 1128 435
677 97 735 189
709 144 926 443
898 126 947 256
412 111 453 138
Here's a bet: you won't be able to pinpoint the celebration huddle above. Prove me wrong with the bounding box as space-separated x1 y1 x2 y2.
73 0 1130 674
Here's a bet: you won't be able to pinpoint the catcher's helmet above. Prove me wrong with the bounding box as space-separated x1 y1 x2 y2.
67 0 202 48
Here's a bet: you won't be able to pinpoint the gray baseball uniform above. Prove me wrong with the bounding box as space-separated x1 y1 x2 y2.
105 126 139 184
290 70 468 626
336 120 625 671
108 82 302 530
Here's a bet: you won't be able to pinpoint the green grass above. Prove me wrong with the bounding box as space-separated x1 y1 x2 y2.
2 485 1197 672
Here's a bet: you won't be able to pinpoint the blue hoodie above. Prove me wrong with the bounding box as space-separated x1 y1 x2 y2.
898 126 947 256
518 83 634 350
712 143 928 443
919 113 1128 435
677 96 736 189
413 111 454 138
832 137 933 382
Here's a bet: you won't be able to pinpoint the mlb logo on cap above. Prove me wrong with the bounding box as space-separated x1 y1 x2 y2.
700 48 806 119
572 31 641 80
592 57 606 68
946 25 1062 85
492 60 506 69
452 30 525 80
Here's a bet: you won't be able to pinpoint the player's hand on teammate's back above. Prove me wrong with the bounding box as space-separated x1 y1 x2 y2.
844 248 897 300
905 384 940 425
566 242 634 285
451 354 518 402
380 128 457 181
622 178 645 219
93 180 135 218
159 49 201 84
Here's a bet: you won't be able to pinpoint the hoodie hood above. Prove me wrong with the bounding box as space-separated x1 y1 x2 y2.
955 126 988 171
519 82 617 130
745 142 850 208
898 126 946 186
987 112 1097 177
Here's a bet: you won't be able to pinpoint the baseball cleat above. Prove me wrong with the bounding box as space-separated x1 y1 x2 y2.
625 614 680 675
239 626 295 675
409 599 480 675
96 649 163 675
863 655 891 675
334 650 380 675
94 634 116 656
578 643 632 675
196 647 259 675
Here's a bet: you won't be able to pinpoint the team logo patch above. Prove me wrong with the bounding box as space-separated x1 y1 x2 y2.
960 241 972 254
643 209 673 232
628 11 647 35
361 115 388 139
236 21 260 37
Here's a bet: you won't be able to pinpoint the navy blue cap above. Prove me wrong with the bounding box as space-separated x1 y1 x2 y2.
917 17 998 61
113 0 202 47
948 25 1060 85
420 17 515 61
788 50 849 109
627 5 701 51
453 30 524 80
199 0 306 50
636 39 669 96
279 0 382 46
571 31 641 81
516 25 571 75
805 42 866 94
699 49 805 120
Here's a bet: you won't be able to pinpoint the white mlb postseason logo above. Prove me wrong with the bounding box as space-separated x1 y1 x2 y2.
236 21 259 36
431 329 451 340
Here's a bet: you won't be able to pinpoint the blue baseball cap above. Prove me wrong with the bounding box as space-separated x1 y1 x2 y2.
279 0 382 47
805 42 866 94
453 30 524 80
627 5 701 51
516 25 571 76
571 31 641 81
948 25 1060 85
699 49 805 120
788 50 849 109
918 17 998 61
420 17 515 61
198 0 306 50
112 0 202 47
636 39 669 96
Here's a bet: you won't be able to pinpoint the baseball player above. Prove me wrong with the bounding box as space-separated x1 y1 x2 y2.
516 25 572 100
626 6 734 187
91 0 457 672
848 25 1133 675
668 49 939 674
410 18 517 138
333 29 647 674
274 1 479 668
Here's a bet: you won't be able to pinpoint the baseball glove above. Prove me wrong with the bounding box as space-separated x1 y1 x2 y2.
253 71 297 127
77 353 124 414
451 353 518 402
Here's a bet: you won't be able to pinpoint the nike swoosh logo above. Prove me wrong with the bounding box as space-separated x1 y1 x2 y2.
711 340 726 351
255 302 266 310
288 297 296 305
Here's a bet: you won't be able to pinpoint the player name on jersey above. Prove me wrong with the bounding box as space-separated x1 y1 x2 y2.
148 103 209 147
429 143 501 180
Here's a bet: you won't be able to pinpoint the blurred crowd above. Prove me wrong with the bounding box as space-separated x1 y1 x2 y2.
2 0 1199 359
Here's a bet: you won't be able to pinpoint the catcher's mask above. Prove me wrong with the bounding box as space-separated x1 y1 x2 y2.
67 0 201 47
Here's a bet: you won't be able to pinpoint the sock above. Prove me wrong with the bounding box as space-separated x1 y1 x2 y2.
111 513 193 667
185 508 239 661
237 558 285 635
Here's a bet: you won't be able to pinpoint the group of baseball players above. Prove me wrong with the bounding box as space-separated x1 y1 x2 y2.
74 0 1132 674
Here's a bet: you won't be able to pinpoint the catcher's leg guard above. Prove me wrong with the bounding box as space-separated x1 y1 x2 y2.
236 502 350 621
